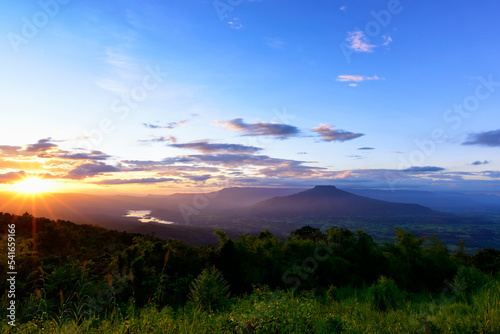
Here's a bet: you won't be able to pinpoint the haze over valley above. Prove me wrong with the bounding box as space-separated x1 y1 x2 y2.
2 186 499 251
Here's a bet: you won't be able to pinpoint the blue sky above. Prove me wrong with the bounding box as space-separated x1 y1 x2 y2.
1 0 500 194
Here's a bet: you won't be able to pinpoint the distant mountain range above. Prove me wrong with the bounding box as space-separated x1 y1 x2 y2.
2 186 500 224
162 187 305 211
2 186 500 247
344 188 500 214
244 185 441 218
1 186 499 226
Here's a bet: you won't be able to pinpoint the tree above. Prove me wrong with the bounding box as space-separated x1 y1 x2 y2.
292 226 324 242
187 266 230 312
471 248 500 275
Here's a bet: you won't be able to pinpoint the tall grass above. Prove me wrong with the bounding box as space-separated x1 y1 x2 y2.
3 276 499 334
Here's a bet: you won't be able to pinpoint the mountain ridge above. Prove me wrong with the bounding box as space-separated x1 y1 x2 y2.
245 185 444 217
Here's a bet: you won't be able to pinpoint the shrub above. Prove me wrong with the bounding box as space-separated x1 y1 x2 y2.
451 266 489 303
326 285 337 302
187 266 230 312
369 276 401 312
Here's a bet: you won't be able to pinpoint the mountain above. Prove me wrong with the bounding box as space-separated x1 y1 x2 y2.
246 185 443 217
165 187 305 210
0 187 307 227
344 189 500 214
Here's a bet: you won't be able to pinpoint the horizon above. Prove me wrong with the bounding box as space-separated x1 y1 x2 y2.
2 1 500 196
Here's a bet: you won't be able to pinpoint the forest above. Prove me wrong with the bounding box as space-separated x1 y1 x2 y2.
1 212 499 333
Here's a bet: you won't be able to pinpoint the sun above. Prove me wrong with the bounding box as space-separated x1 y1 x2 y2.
11 177 58 194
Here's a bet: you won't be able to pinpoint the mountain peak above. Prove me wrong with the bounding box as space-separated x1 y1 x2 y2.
248 186 439 217
313 185 337 190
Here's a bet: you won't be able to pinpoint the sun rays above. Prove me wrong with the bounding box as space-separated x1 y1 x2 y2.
11 177 59 194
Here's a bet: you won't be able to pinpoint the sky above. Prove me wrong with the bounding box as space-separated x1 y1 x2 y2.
1 0 500 195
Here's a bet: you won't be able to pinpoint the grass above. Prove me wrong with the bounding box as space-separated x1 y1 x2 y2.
3 277 499 334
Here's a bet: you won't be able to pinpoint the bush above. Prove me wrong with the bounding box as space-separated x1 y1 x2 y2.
451 266 489 303
187 266 230 312
369 276 401 312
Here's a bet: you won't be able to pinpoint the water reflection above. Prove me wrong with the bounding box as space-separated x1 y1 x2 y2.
124 210 174 224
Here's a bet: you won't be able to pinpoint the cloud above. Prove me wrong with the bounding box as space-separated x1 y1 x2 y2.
0 145 22 156
0 171 26 184
402 166 446 173
471 160 490 165
217 118 300 139
66 162 121 180
121 160 219 173
312 124 364 142
161 156 198 164
346 30 375 52
382 35 393 46
115 154 500 192
258 164 327 179
143 120 188 129
95 48 141 94
266 38 285 49
484 171 500 178
463 129 500 147
336 74 383 85
184 154 296 167
169 140 263 154
138 135 177 143
52 150 111 161
340 5 347 11
122 154 327 182
1 139 116 163
228 17 243 29
95 177 177 185
22 138 58 153
358 147 374 150
183 174 212 182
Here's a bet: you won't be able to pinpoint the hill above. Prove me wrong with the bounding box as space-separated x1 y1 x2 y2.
345 188 500 214
247 185 443 217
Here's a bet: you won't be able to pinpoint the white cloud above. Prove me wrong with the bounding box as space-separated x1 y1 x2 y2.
95 48 142 94
266 38 285 49
346 30 375 53
340 6 347 11
337 74 383 82
312 124 364 142
228 18 243 29
382 35 393 46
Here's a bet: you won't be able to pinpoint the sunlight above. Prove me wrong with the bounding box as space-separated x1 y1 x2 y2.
11 177 58 194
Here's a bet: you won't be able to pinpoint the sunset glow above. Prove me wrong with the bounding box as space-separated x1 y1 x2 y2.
11 177 58 194
1 1 500 194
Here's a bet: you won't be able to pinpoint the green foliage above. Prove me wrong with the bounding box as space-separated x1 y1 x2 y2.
451 265 489 303
292 225 324 242
326 284 338 302
471 247 500 275
2 212 500 333
187 266 230 312
4 278 500 333
369 275 402 312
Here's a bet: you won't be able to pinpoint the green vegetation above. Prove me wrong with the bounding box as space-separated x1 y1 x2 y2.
1 212 499 333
